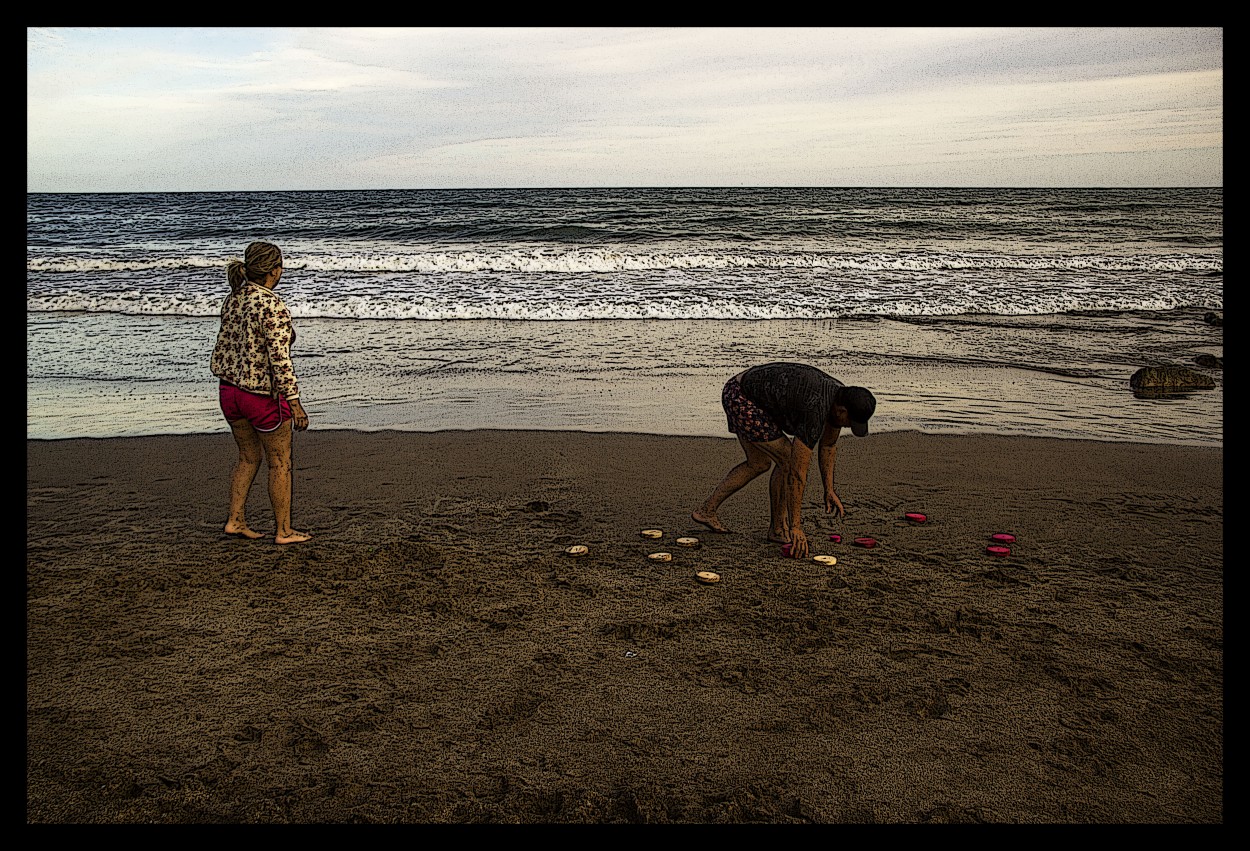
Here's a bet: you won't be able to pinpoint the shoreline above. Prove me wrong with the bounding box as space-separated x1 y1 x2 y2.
25 422 1226 449
27 310 1223 446
28 429 1223 823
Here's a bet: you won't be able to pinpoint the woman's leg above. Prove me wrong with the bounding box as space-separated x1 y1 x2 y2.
256 420 311 544
753 439 796 543
692 436 773 532
225 418 265 539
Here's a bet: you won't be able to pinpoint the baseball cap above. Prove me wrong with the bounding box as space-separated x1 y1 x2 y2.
843 386 876 437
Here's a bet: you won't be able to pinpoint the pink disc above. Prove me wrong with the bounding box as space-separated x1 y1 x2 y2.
905 513 927 523
991 533 1016 544
986 545 1011 557
828 534 842 543
853 537 878 548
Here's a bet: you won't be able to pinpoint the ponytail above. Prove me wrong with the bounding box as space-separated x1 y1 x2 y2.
226 259 248 295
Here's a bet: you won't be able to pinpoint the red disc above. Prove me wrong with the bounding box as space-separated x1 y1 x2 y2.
828 534 842 543
986 545 1011 556
853 537 878 548
905 513 927 523
991 533 1016 544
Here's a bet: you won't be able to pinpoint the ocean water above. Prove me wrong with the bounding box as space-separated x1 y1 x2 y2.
27 188 1223 445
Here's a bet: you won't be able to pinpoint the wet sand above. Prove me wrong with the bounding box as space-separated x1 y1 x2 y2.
26 429 1223 823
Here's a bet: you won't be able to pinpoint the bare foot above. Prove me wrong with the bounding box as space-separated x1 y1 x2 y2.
691 510 731 533
275 530 313 544
224 523 264 540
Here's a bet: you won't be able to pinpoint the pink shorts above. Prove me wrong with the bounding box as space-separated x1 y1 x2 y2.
219 381 292 433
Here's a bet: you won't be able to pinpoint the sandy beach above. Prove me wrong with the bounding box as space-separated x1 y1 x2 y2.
25 428 1222 823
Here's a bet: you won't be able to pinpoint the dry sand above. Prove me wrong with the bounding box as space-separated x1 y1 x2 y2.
26 429 1223 823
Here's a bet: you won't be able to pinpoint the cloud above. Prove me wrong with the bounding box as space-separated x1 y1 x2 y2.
26 27 1223 191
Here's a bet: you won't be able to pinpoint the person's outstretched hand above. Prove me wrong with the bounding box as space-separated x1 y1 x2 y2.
824 490 845 519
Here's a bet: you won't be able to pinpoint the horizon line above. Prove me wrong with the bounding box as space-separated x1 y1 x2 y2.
27 185 1225 195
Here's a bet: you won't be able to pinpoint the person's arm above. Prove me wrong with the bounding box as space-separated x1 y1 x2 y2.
785 438 814 558
819 420 844 519
265 302 309 431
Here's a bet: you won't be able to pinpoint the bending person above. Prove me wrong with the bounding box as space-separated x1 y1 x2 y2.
692 362 876 558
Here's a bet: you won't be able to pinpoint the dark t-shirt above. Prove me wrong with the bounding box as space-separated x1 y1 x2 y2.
739 362 843 449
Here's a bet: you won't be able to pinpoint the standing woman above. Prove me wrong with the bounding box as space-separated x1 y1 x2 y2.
211 241 312 544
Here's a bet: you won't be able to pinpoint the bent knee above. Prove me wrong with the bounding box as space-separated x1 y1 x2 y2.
238 448 264 466
264 453 293 471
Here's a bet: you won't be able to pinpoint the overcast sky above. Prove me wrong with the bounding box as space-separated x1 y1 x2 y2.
27 27 1222 193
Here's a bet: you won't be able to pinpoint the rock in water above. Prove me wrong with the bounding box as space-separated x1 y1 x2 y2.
1195 354 1223 370
1129 366 1216 394
1203 312 1223 327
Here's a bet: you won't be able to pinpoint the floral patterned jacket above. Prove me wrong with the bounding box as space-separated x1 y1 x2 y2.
211 283 300 400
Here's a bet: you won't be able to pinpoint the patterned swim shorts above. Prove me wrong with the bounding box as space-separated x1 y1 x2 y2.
722 377 783 443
